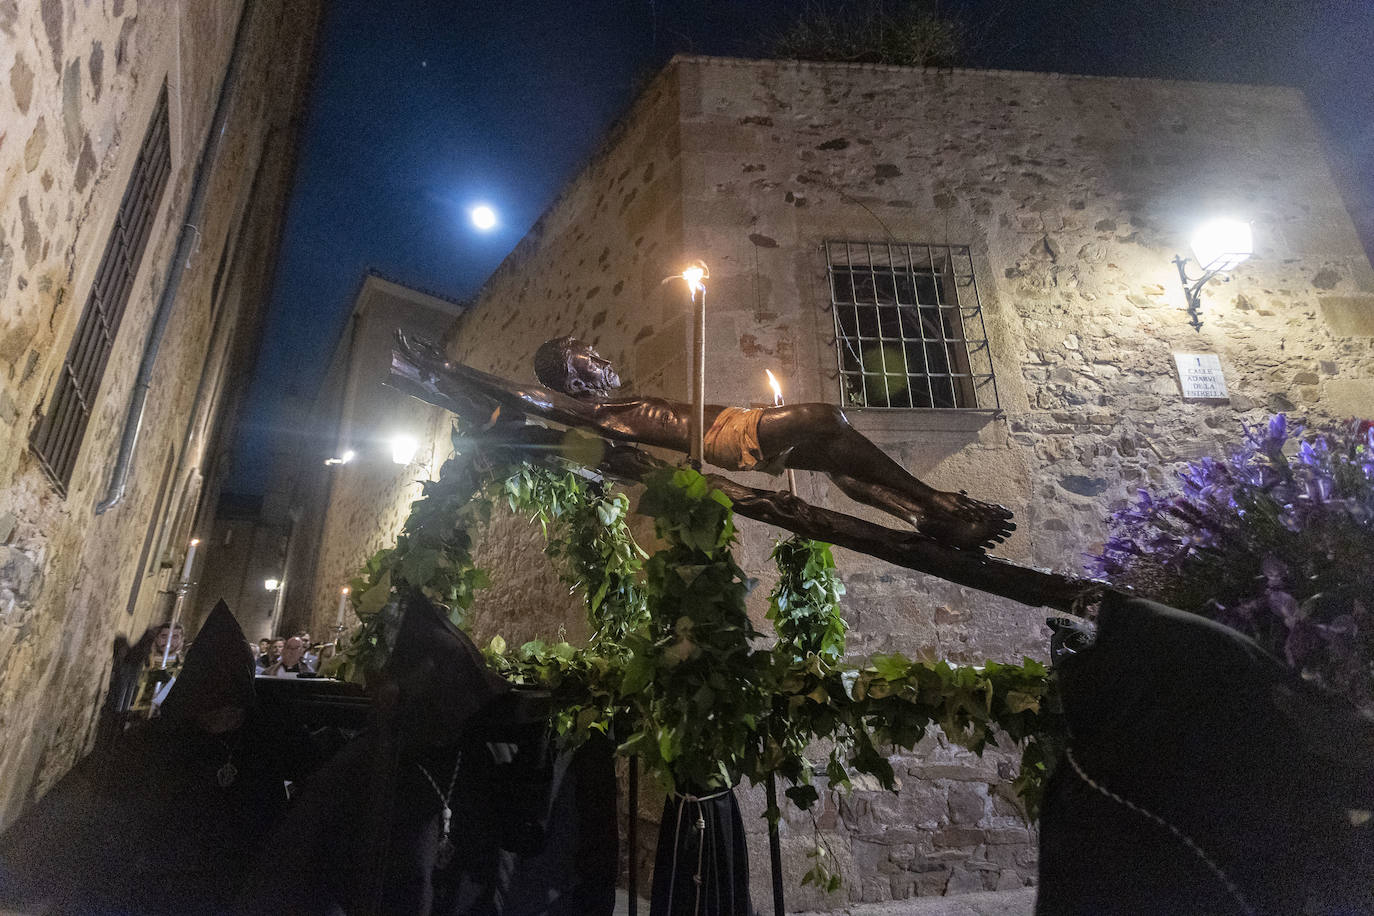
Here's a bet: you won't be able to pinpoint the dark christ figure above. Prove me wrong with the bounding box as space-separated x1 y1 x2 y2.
393 333 1014 551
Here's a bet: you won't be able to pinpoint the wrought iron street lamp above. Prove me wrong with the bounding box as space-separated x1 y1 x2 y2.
1173 218 1253 330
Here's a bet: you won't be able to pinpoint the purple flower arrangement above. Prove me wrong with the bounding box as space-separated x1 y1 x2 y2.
1089 415 1374 710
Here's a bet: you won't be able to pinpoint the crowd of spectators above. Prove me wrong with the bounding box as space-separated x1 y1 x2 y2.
254 631 338 677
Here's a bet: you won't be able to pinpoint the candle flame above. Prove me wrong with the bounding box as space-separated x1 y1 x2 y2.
765 369 783 405
680 259 709 292
189 537 200 547
341 587 350 595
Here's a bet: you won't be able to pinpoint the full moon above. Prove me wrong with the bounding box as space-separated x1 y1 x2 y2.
471 205 497 231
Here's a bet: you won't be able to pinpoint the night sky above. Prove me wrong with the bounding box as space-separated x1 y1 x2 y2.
227 0 1373 495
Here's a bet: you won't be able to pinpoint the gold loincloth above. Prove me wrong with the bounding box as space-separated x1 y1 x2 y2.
704 407 767 471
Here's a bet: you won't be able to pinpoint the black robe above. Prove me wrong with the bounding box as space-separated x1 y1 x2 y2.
650 789 754 916
239 592 618 916
239 716 618 915
0 601 299 915
1037 594 1374 915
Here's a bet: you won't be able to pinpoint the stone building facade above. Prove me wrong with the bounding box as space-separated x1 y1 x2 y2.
284 274 497 642
435 56 1374 905
0 0 320 826
191 491 290 643
287 270 613 648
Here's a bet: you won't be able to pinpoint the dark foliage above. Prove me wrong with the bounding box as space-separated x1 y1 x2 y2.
1090 415 1374 710
770 0 966 68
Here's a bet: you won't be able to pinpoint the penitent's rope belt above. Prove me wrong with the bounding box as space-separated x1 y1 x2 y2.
1063 745 1254 916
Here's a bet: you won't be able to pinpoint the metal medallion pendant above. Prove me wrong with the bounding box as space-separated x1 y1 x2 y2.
217 760 238 787
435 834 456 870
435 804 455 869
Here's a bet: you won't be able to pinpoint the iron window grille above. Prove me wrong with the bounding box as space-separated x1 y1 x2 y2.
31 85 171 494
824 240 999 411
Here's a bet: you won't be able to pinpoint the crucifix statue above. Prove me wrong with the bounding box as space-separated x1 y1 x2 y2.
393 333 1013 552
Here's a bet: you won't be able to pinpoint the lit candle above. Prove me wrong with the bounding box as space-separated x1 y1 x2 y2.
681 261 709 467
180 538 200 583
336 587 350 628
765 370 799 497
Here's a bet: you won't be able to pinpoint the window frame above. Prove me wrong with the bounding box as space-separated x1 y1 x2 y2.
30 85 173 494
823 240 1000 412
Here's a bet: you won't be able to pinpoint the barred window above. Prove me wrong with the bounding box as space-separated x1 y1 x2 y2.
31 86 171 493
825 241 998 410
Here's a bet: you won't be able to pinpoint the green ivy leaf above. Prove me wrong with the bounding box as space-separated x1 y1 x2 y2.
357 570 392 616
785 784 820 809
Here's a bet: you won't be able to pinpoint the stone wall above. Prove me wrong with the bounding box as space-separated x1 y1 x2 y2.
442 55 1374 905
0 0 319 827
194 511 288 642
293 275 590 646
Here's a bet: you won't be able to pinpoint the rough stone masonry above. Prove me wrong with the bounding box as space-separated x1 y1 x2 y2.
438 55 1374 906
0 0 319 827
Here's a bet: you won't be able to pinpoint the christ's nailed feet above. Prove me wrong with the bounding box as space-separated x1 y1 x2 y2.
918 491 1016 551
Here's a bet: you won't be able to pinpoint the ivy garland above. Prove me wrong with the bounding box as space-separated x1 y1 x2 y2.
336 425 1062 891
498 462 649 645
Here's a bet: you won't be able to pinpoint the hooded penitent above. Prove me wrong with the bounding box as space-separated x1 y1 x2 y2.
0 600 294 915
160 599 256 725
1037 593 1374 915
241 590 617 916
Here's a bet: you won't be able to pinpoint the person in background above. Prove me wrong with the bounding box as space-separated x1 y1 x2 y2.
297 631 320 673
255 638 271 670
261 636 309 678
150 624 185 667
130 623 185 714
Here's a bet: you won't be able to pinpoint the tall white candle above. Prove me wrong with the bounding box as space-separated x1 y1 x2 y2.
180 538 200 583
336 587 350 628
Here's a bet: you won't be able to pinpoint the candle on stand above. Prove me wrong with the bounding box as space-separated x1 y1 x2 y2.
681 261 709 467
336 587 350 628
765 370 799 497
161 538 200 670
159 616 178 670
180 537 200 583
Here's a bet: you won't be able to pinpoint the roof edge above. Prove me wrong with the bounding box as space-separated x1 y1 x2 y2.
664 52 1301 96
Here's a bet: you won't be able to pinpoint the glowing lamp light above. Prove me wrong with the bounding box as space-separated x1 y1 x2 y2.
1173 217 1254 331
324 448 356 466
389 433 420 466
471 205 497 231
1190 218 1253 272
264 578 280 592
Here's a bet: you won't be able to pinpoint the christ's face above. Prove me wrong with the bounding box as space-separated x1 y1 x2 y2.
566 345 621 398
